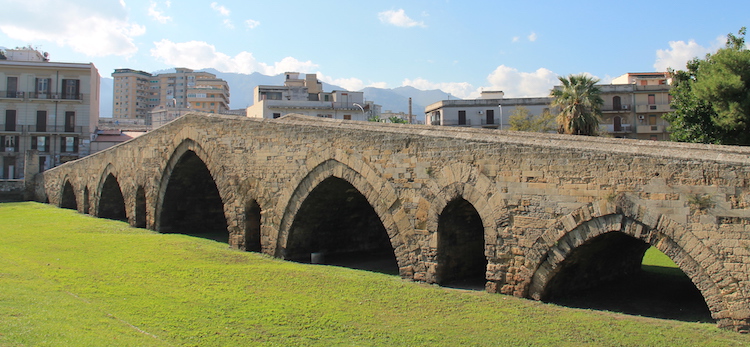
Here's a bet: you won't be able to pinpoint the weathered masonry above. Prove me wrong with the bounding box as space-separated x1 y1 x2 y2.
35 113 750 331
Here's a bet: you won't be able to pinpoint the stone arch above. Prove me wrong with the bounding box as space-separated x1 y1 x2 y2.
436 196 486 286
134 185 146 228
419 162 508 285
244 199 262 252
235 175 275 253
276 158 406 274
155 138 229 242
524 198 746 330
97 166 127 221
60 179 77 210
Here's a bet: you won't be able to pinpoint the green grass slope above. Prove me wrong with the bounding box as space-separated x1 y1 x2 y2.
1 202 748 346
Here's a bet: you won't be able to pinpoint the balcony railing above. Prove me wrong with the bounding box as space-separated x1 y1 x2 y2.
601 104 632 112
636 104 672 113
1 91 25 98
635 85 670 92
601 124 633 133
636 125 667 134
0 125 85 134
0 91 82 100
30 92 83 100
442 119 472 126
480 118 499 126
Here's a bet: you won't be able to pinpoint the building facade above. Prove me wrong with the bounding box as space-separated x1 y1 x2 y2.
0 47 100 178
427 73 673 140
599 72 672 140
425 91 552 130
246 72 379 121
112 68 230 123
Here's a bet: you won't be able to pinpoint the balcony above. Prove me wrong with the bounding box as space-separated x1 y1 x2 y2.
1 125 85 134
635 85 670 92
442 119 472 126
1 91 25 99
601 104 632 112
480 118 499 128
636 125 667 134
601 124 633 133
636 104 672 113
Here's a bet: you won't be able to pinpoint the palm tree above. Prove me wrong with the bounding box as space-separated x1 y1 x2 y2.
550 74 603 136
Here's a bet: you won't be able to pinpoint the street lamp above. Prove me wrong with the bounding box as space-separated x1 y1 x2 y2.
498 104 503 130
353 103 365 120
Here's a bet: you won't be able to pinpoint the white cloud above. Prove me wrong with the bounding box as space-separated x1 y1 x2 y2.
148 1 171 24
150 39 318 75
245 19 260 29
528 32 537 42
222 19 234 29
402 78 476 99
653 38 721 71
210 2 230 16
317 74 366 91
315 73 389 91
378 9 426 28
0 0 144 57
512 36 520 43
485 65 559 97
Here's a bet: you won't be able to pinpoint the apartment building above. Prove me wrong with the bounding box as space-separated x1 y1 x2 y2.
112 68 230 124
0 47 100 178
599 72 672 140
246 72 379 121
425 91 552 129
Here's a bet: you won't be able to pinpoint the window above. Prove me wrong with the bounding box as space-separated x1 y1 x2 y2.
65 111 76 132
62 79 80 100
273 113 281 119
36 111 47 132
648 94 655 105
344 114 351 120
36 78 51 97
613 96 622 110
6 77 18 98
60 136 78 152
458 110 466 125
486 109 494 125
1 135 19 152
5 110 16 131
31 136 50 152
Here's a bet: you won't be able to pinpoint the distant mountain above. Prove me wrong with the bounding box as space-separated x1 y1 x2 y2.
97 69 458 120
362 86 455 122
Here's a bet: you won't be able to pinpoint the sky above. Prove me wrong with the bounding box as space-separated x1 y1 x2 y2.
0 0 748 99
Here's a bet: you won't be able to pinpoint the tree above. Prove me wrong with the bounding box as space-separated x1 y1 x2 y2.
665 27 750 145
367 114 382 122
550 74 603 136
388 116 408 124
508 106 556 132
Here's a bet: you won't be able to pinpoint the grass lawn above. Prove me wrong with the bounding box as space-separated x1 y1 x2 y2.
1 202 748 346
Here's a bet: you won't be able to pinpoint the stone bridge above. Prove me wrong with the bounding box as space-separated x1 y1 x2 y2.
33 113 750 331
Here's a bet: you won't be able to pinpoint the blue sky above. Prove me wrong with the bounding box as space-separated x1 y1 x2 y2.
1 0 747 98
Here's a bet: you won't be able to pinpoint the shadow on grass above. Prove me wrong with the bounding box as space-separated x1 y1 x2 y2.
305 251 401 276
549 265 714 323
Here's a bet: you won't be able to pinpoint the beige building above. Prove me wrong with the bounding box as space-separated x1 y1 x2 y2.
246 72 379 121
599 72 672 140
0 47 100 178
425 91 552 129
112 68 229 123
